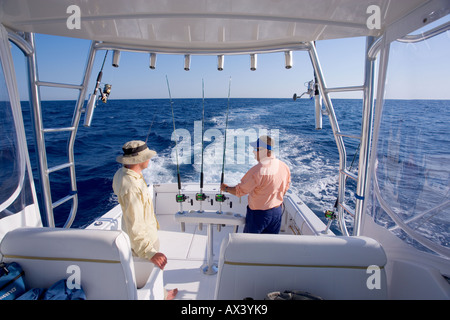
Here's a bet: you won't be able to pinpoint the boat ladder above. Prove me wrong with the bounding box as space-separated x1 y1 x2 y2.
22 32 97 228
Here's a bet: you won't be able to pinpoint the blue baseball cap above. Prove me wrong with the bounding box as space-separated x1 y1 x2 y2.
250 135 273 151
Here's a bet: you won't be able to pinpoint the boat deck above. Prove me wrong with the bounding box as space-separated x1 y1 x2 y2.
87 184 329 300
156 214 244 300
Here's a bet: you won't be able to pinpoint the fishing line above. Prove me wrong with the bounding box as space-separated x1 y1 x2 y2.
144 112 157 144
166 75 186 209
100 50 109 71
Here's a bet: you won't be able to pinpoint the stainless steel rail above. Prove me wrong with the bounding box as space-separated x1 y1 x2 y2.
11 32 98 228
307 38 377 236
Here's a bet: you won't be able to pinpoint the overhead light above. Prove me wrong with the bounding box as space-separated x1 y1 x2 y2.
217 55 224 71
250 54 257 71
285 51 293 69
112 50 121 67
184 54 191 71
149 53 157 69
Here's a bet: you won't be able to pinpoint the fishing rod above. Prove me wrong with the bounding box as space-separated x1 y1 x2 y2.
196 79 208 212
84 50 111 126
166 75 187 213
215 77 232 210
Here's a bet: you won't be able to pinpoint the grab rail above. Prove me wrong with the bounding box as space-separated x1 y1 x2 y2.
307 37 377 236
13 31 97 228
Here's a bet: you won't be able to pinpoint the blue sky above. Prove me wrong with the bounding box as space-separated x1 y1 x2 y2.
10 16 449 101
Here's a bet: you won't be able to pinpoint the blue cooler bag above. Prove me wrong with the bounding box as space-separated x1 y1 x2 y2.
0 262 26 300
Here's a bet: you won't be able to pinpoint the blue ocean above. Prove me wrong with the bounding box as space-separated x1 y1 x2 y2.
20 98 450 247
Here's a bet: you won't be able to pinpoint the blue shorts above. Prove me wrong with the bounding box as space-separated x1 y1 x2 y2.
244 205 283 234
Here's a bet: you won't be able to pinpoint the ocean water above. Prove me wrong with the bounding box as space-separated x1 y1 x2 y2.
21 98 450 250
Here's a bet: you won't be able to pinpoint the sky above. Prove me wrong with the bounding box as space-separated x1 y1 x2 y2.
10 16 450 101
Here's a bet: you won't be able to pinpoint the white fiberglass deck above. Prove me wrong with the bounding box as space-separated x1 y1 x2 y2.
156 214 243 300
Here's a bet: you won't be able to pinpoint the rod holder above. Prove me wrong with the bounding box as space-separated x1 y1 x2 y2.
285 51 293 69
149 53 157 69
112 50 121 67
184 54 191 71
250 53 257 71
84 92 98 127
217 55 224 71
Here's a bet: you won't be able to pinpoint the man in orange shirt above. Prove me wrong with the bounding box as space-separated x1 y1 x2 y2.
220 135 291 234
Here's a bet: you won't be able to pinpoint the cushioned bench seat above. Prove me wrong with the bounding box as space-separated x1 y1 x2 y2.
0 227 163 300
215 233 387 300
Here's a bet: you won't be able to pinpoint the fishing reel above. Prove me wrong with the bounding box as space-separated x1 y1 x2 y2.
293 79 315 101
324 210 337 220
100 84 112 103
175 194 188 203
215 193 228 203
321 209 337 234
196 193 208 201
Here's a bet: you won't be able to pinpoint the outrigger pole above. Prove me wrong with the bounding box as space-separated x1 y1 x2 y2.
166 75 187 213
215 77 232 213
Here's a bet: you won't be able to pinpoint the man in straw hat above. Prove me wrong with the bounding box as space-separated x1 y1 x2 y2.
221 135 291 234
113 140 177 299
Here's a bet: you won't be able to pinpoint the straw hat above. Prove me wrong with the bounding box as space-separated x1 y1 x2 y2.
116 140 156 165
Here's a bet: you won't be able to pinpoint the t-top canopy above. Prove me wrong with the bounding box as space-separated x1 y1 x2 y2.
1 0 430 54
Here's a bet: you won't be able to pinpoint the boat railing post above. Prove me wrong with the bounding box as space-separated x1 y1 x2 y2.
23 34 99 228
25 32 55 228
353 36 377 236
307 42 349 236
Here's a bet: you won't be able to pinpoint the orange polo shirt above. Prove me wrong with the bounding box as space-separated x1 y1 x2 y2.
235 156 291 210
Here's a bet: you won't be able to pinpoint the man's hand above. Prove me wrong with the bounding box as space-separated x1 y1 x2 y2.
221 183 236 196
151 252 168 269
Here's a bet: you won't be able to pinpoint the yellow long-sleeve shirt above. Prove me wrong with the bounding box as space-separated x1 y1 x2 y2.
112 167 160 260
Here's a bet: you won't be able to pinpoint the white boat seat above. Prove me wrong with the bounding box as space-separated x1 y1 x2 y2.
215 233 388 300
0 227 163 300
